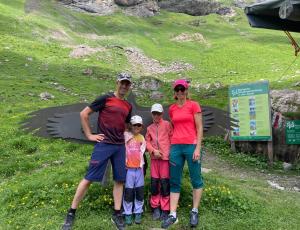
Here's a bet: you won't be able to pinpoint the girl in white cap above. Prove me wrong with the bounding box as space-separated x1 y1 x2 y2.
145 103 173 221
123 115 146 225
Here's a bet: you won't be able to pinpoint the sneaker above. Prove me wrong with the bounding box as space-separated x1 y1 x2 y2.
62 212 75 230
190 211 199 228
111 213 125 230
161 215 178 229
152 207 161 221
135 213 142 224
124 214 132 225
160 210 169 221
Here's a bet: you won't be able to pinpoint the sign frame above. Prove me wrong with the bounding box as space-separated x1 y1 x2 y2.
229 80 272 141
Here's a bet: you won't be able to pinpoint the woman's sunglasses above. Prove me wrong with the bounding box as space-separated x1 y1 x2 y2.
133 124 142 127
174 86 186 92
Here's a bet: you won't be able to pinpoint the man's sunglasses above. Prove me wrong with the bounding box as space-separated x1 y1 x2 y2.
133 124 142 127
174 86 186 92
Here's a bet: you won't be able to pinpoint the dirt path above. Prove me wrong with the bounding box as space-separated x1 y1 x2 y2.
202 151 300 192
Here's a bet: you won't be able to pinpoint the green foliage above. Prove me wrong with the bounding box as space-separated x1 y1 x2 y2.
204 136 283 170
202 183 253 214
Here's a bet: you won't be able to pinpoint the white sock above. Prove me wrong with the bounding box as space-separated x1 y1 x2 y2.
170 211 177 218
192 208 198 213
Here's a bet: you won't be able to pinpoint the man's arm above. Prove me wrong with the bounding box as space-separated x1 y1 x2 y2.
80 106 105 142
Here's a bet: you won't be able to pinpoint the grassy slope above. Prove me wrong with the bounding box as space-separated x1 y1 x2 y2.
0 0 300 229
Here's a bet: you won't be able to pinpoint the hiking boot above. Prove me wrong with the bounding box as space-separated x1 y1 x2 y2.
111 213 125 230
190 211 199 228
62 212 75 230
160 210 169 221
135 213 142 224
161 215 178 229
124 214 132 225
152 207 161 221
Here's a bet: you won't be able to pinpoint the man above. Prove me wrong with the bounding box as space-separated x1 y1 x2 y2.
62 73 133 230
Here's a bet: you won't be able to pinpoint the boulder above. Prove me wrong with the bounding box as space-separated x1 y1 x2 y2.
158 0 220 16
123 0 159 17
114 0 143 6
271 90 300 113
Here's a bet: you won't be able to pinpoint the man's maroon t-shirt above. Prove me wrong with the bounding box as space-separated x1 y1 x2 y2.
89 93 132 144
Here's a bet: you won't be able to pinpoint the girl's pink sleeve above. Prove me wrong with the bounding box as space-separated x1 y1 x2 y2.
145 128 154 154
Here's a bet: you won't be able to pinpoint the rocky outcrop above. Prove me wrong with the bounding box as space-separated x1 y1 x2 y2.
59 0 238 17
158 0 220 16
271 89 300 113
59 0 159 17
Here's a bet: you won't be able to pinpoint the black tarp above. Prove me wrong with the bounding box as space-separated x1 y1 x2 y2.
245 0 300 32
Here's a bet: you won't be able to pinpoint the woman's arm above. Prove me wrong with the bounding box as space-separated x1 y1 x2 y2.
193 112 203 161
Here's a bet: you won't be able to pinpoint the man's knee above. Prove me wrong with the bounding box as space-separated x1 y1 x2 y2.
80 178 92 188
160 179 170 197
150 178 159 196
114 181 124 187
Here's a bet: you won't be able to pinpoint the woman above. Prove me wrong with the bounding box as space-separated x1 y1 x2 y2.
162 79 204 229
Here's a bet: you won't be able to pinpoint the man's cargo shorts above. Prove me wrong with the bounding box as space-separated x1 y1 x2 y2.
85 142 126 182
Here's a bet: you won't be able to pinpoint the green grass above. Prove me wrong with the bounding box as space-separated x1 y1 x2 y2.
0 0 300 229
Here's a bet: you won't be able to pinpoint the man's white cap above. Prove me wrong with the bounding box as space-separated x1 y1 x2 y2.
151 103 163 113
130 115 143 125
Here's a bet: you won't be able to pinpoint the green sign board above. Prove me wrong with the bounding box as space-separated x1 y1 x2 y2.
286 120 300 144
229 81 272 141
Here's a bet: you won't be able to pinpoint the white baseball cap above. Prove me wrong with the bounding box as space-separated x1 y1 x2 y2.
151 103 163 113
130 115 143 125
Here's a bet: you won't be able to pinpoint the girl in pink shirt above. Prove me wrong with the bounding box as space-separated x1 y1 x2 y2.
145 103 173 221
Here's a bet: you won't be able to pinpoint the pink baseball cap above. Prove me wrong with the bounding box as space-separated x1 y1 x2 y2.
173 79 189 89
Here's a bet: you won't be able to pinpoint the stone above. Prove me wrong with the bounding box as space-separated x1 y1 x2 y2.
114 0 143 7
39 92 55 100
293 187 300 192
123 0 159 17
293 82 300 87
267 180 285 190
213 81 223 89
270 90 300 113
83 68 93 76
139 78 160 90
150 91 164 100
283 162 293 171
216 7 232 15
57 85 68 92
158 0 220 16
202 167 212 173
